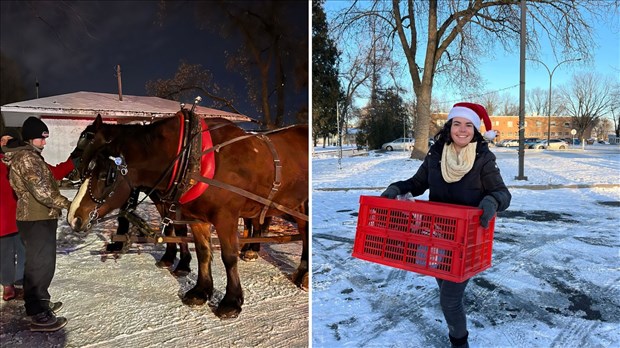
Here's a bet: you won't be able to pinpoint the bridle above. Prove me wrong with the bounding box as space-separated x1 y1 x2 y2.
83 153 132 229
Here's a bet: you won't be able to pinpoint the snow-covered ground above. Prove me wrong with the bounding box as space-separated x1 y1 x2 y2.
311 144 620 348
2 144 619 348
0 197 307 347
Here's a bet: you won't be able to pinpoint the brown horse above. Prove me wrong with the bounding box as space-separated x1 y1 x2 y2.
72 118 192 277
67 111 308 318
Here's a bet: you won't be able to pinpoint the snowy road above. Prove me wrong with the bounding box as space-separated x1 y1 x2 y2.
311 146 620 347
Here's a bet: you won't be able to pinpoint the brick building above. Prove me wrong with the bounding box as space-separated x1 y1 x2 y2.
430 113 592 142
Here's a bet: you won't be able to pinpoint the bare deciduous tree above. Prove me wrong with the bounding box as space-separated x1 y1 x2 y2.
526 87 547 116
330 0 617 159
145 61 240 113
558 72 615 139
332 9 404 138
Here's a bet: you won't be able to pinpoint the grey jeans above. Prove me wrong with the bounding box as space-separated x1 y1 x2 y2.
436 277 470 339
0 233 25 286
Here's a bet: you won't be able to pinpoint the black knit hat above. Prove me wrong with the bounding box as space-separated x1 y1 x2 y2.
22 117 49 141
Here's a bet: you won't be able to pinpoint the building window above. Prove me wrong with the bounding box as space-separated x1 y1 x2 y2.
507 121 514 127
551 121 556 126
536 121 542 127
564 122 571 128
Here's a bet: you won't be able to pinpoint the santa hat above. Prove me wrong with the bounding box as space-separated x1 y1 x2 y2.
447 102 496 141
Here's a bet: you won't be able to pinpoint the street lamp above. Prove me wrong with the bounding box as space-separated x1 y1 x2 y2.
527 57 581 147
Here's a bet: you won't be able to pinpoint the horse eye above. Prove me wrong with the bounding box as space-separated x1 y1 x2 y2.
88 159 96 171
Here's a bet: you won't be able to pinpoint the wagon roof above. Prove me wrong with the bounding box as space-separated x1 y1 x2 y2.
1 91 255 127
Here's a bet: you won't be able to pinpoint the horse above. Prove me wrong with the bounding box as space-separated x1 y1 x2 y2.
72 119 192 277
74 117 290 271
67 110 308 318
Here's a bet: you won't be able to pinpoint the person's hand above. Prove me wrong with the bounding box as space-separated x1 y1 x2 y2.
478 195 498 228
380 185 400 199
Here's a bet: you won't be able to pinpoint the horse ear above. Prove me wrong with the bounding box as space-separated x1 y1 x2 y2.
94 114 103 129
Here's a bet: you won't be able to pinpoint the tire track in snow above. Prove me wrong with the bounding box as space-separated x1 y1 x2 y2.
313 232 445 346
549 277 620 347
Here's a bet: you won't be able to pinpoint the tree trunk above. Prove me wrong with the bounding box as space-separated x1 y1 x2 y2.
411 87 432 159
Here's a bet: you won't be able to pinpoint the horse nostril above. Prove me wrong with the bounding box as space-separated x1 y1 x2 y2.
74 217 82 231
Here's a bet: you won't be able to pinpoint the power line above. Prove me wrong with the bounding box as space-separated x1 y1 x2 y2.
435 84 520 106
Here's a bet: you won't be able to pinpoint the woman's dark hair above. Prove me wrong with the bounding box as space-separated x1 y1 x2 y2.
433 119 484 145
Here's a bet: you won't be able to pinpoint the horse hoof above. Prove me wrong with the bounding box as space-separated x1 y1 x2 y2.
292 270 309 290
155 260 173 269
182 288 211 306
240 250 259 262
182 294 207 306
172 268 191 277
105 242 124 253
216 304 242 319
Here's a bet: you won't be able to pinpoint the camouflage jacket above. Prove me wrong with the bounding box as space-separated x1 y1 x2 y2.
2 144 70 221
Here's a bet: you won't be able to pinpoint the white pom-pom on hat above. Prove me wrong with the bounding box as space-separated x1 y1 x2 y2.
447 102 496 141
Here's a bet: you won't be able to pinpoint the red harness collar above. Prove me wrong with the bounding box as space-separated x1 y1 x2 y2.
179 118 215 204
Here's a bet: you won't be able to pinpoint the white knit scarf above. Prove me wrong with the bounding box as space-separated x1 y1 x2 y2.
441 142 477 183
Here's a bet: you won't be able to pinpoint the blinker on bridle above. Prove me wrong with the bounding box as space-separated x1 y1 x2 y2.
85 154 131 229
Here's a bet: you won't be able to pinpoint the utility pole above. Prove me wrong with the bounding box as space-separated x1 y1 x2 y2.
516 0 527 180
337 101 342 170
116 64 123 101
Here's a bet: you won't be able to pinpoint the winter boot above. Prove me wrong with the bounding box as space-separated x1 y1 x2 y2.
2 285 16 301
449 331 469 348
49 301 63 314
30 310 68 332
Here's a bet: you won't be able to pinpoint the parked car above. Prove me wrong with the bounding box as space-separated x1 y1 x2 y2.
531 139 569 150
524 138 541 149
502 139 519 148
381 137 414 151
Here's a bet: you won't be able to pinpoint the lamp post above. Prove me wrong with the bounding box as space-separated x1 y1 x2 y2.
527 57 581 147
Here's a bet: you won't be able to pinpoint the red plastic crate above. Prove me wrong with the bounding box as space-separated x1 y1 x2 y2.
352 195 495 282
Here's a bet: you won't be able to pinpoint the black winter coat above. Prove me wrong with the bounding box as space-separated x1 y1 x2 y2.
391 141 511 211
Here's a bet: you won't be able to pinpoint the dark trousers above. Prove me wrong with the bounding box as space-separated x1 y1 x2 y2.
17 219 57 316
0 233 25 286
436 278 470 340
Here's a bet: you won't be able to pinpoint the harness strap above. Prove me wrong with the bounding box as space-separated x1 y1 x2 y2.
188 172 308 221
257 134 282 224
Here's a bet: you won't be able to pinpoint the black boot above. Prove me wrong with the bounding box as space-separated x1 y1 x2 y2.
449 331 469 348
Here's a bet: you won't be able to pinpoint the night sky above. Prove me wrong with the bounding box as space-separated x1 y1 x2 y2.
0 1 308 125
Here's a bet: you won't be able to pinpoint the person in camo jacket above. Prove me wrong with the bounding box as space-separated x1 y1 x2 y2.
1 131 77 303
2 117 71 332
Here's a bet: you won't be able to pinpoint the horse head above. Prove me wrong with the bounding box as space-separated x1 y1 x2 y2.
68 134 135 232
68 114 180 233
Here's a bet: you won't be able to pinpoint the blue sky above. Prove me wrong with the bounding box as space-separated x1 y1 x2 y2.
323 1 619 111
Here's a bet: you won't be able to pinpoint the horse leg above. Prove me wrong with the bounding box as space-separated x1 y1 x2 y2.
182 222 213 306
213 212 244 318
239 218 252 258
172 224 192 277
155 224 176 269
291 202 309 290
106 190 139 253
105 215 129 252
240 218 259 262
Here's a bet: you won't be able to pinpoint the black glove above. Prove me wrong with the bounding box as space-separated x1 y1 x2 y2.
478 195 498 228
380 185 400 199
